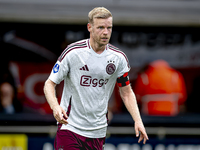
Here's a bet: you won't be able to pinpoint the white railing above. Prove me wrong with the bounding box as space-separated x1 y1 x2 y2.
0 126 200 136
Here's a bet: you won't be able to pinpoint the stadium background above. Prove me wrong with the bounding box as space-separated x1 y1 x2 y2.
0 0 200 149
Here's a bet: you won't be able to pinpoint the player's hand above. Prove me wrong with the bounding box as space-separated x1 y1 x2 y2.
135 121 149 144
52 105 68 125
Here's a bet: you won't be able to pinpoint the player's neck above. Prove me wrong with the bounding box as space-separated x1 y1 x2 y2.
90 39 106 54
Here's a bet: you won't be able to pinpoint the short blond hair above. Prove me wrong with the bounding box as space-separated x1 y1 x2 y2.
88 7 112 24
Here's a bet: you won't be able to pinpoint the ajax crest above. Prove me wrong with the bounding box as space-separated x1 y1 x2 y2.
106 63 116 75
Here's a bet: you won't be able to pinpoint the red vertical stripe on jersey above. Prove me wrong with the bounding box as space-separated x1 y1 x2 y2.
87 39 91 49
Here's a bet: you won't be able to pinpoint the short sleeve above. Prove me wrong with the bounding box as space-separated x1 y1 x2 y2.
117 53 130 78
48 59 69 84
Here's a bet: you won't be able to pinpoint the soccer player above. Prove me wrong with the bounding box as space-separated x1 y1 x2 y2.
44 7 148 150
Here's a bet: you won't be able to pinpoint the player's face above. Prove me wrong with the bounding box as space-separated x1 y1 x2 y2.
88 17 113 47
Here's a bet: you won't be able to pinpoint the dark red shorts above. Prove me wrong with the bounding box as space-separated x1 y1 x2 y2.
54 124 105 150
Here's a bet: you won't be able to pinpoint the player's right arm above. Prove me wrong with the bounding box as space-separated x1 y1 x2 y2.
44 79 68 124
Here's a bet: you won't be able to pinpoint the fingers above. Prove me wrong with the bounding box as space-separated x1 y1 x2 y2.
138 134 147 144
135 124 149 144
53 106 68 125
135 128 139 138
143 138 147 145
138 133 143 143
144 132 149 142
62 109 68 120
60 109 68 124
137 131 149 144
60 117 68 125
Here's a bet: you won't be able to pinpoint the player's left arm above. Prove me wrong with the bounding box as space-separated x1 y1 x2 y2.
119 83 149 144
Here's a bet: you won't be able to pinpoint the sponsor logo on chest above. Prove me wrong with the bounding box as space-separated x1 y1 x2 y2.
79 60 116 87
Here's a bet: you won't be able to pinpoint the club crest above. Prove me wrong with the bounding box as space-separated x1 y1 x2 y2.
106 63 116 75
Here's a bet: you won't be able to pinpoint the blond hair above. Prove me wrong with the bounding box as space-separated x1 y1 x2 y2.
88 7 112 24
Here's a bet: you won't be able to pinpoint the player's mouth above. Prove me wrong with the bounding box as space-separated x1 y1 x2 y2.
101 37 109 42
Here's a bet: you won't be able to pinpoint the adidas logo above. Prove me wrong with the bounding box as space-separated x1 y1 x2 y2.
80 65 89 71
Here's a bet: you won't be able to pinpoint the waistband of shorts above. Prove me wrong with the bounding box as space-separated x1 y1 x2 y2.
60 123 107 138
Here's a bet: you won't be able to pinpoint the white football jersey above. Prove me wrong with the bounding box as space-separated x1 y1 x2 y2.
49 39 130 138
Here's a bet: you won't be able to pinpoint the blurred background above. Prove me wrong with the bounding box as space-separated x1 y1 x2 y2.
0 0 200 149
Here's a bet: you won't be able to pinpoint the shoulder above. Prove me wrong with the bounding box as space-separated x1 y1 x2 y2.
58 39 88 62
68 39 88 48
107 43 130 64
107 43 127 58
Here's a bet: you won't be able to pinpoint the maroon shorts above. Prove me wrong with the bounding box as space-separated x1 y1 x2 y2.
54 124 106 150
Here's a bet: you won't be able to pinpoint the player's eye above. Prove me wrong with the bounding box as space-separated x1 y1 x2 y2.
98 26 104 29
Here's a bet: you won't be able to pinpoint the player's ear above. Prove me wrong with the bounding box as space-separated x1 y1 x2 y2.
87 23 92 32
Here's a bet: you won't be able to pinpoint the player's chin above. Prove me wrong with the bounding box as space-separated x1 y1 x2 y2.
101 39 109 44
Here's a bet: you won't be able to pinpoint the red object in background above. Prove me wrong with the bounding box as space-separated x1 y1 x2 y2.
133 60 187 116
10 62 62 114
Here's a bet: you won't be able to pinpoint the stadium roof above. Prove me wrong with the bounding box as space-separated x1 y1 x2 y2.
0 0 200 26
